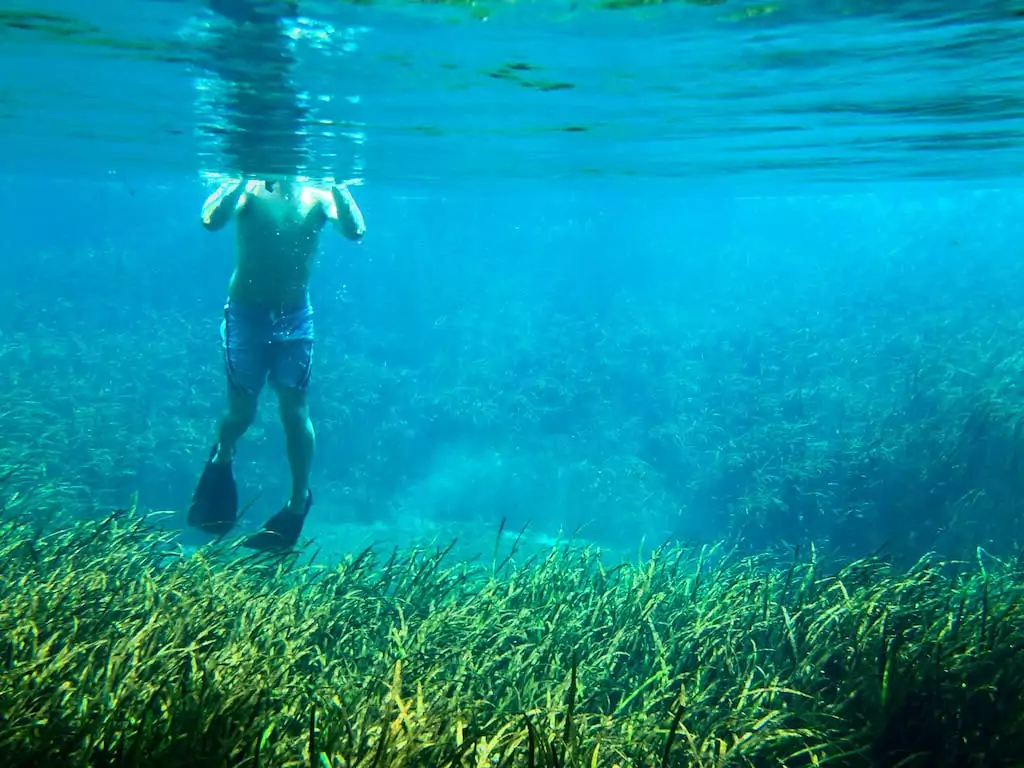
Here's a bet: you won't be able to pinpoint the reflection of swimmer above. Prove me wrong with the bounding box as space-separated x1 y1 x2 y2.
194 0 311 180
208 0 298 25
186 0 366 184
187 177 365 552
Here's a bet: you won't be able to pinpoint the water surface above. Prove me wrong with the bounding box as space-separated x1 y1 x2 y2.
1 0 1022 185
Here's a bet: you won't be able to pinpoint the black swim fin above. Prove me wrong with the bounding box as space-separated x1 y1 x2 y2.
187 445 239 536
242 490 312 553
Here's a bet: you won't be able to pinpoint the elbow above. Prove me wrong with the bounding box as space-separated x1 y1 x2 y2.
340 219 365 242
351 215 367 241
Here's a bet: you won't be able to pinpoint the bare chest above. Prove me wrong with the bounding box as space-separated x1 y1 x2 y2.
241 191 325 240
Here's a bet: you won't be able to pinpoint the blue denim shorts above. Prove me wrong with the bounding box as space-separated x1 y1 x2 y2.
220 297 314 395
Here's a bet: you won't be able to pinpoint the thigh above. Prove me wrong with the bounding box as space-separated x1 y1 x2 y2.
269 301 314 393
221 304 271 396
269 338 314 394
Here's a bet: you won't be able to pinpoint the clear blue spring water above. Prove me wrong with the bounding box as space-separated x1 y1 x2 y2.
1 0 1023 560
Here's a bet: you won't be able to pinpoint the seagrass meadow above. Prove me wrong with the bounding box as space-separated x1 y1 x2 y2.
3 492 1024 767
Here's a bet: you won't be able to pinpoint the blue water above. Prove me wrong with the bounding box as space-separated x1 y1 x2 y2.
1 0 1023 562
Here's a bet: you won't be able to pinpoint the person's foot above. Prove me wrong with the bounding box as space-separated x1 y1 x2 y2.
187 445 239 536
242 489 312 553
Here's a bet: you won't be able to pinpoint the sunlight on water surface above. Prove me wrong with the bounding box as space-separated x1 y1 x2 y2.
0 0 1022 185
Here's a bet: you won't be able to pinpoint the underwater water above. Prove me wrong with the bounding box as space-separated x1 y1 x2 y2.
2 1 1024 766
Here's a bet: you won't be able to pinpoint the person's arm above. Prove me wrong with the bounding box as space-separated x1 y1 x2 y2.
324 184 366 242
201 178 251 231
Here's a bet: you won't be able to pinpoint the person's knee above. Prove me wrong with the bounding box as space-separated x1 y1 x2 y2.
278 392 311 434
228 391 259 426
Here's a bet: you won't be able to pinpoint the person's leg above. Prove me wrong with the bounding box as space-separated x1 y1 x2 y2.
213 387 258 464
276 381 314 512
268 302 315 513
216 301 269 460
190 303 268 534
241 307 314 551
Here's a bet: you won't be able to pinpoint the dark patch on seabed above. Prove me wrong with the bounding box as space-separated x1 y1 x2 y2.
487 62 577 92
0 10 98 36
0 9 191 64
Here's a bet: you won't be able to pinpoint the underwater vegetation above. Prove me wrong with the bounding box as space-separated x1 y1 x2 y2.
5 223 1024 763
2 477 1024 766
8 235 1024 567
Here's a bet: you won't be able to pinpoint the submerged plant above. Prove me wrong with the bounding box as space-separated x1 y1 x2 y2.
2 489 1023 767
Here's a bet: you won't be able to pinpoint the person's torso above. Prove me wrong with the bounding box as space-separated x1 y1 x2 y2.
230 186 327 306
